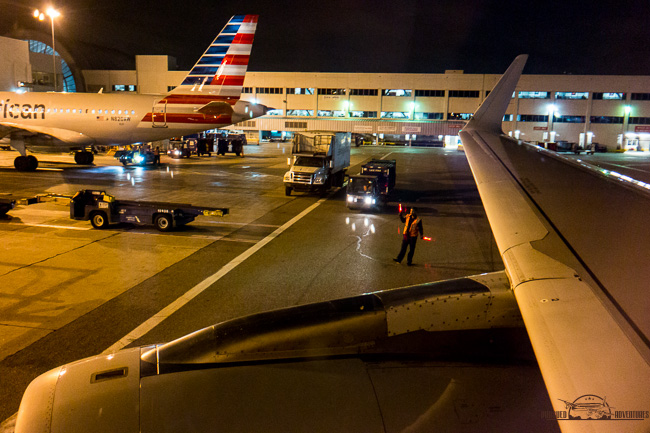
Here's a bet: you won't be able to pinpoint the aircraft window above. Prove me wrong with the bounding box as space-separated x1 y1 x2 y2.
131 110 135 115
47 108 50 113
118 110 122 115
111 110 115 114
92 110 95 114
66 109 70 113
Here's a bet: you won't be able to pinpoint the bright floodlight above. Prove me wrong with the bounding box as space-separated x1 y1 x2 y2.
46 7 60 18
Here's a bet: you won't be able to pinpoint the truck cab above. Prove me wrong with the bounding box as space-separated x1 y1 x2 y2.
284 132 351 196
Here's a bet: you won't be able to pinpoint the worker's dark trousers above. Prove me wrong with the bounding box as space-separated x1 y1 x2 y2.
396 236 417 264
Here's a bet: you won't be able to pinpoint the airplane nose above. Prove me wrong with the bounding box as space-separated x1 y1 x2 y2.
15 366 62 433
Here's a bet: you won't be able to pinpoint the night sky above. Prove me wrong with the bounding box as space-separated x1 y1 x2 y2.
1 0 649 75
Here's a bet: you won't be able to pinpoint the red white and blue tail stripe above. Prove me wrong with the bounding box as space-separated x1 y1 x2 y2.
140 15 261 129
169 14 257 100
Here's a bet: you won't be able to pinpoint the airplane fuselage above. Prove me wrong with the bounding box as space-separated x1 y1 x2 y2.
0 91 247 149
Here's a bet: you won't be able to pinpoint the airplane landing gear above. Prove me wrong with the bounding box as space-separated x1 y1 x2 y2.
74 151 94 165
14 155 38 171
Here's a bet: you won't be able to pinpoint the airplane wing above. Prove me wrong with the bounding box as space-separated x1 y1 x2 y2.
460 55 650 431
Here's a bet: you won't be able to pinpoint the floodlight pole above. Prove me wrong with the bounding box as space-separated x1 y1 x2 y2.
50 15 57 91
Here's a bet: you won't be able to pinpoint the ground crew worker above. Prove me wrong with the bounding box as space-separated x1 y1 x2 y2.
393 207 424 266
153 146 161 165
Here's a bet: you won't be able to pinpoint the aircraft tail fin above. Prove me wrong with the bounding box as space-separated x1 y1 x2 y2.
167 15 258 102
464 54 527 134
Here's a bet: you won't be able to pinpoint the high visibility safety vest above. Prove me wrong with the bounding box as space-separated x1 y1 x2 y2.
404 215 421 237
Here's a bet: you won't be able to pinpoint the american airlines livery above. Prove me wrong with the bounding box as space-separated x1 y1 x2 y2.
12 57 650 432
0 14 268 171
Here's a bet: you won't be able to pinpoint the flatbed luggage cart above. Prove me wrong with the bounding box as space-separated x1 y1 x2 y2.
70 190 228 231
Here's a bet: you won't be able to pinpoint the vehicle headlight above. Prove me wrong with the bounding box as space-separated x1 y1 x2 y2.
283 172 293 182
347 195 353 202
134 154 144 163
314 173 325 184
364 197 372 205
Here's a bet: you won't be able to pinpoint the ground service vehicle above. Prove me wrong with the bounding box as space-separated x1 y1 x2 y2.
0 198 14 216
213 133 246 156
115 149 158 166
70 190 228 231
169 140 191 158
346 159 396 209
284 132 351 195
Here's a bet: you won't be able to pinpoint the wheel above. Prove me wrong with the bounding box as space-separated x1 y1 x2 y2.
26 155 38 170
14 156 34 171
155 214 173 232
285 186 292 196
74 151 93 165
90 211 109 229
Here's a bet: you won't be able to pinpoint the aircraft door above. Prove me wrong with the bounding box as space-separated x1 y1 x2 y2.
152 101 168 128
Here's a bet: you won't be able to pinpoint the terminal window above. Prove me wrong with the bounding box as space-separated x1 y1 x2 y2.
449 90 480 98
242 87 253 94
381 111 411 119
256 87 283 94
415 90 444 97
555 92 589 100
287 109 314 117
286 88 315 95
518 91 550 99
266 109 283 116
318 88 346 95
503 114 514 121
554 115 585 123
447 112 473 120
631 93 650 100
350 111 377 118
415 112 444 120
590 116 623 124
383 89 412 97
517 114 549 122
112 85 136 92
593 92 625 100
350 89 378 96
317 110 346 117
628 117 650 124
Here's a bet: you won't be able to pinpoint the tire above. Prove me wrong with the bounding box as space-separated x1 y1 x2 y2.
155 214 173 232
285 186 292 196
90 211 109 229
14 156 32 171
74 151 93 165
26 155 38 170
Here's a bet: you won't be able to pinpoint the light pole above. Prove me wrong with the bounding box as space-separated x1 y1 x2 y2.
34 7 61 91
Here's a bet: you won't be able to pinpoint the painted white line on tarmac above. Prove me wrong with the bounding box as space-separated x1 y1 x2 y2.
2 222 91 231
103 198 326 354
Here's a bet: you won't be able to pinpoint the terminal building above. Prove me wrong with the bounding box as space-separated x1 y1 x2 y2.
2 34 650 151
